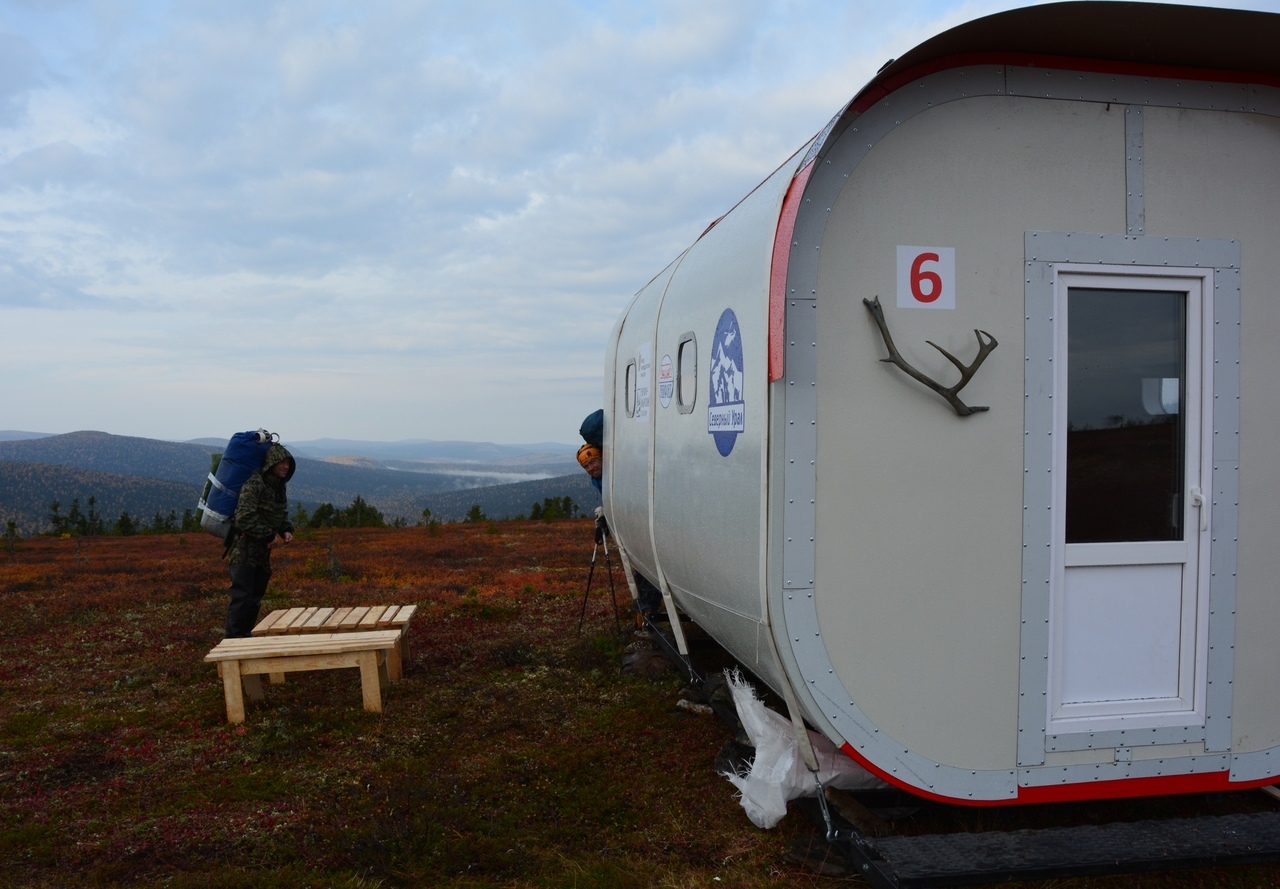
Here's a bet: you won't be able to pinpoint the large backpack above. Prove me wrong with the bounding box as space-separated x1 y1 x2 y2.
197 429 278 540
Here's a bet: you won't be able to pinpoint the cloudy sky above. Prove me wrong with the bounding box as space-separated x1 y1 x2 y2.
2 0 1276 445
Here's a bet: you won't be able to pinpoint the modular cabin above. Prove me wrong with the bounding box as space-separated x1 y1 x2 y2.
602 1 1280 806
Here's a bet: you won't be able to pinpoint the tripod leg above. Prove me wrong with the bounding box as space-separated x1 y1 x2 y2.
576 544 599 635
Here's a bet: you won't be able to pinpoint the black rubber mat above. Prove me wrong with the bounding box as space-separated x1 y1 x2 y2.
847 810 1280 887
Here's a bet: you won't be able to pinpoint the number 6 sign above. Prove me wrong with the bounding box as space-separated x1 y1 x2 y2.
896 246 956 309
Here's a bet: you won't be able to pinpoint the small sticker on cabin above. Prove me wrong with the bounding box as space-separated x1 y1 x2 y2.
897 246 956 309
635 344 651 422
658 354 674 409
708 308 745 456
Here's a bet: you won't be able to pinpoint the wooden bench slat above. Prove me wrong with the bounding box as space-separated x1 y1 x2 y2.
256 604 415 634
274 606 307 633
303 607 335 630
252 609 290 634
237 651 371 674
287 606 318 632
339 606 370 629
278 608 304 631
267 617 298 635
205 630 402 661
322 607 353 629
358 606 386 628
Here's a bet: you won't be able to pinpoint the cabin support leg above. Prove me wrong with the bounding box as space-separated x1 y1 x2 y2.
762 618 824 776
611 536 705 684
655 579 690 656
614 539 694 657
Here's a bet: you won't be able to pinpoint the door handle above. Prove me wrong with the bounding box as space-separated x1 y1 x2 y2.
1190 486 1208 532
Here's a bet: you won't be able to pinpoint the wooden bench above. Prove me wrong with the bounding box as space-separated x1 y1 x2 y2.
252 605 417 681
205 631 402 724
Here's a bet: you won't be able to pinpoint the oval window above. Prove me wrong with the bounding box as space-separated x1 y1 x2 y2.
677 334 697 414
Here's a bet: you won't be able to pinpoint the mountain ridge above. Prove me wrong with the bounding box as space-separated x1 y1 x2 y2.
0 461 201 536
0 431 594 534
1 430 578 461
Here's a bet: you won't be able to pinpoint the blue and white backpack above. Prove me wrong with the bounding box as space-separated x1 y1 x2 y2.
197 429 278 540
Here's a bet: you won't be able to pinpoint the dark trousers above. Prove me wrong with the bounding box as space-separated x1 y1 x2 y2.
633 573 663 616
226 562 271 638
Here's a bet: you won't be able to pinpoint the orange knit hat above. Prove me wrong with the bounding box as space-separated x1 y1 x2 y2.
576 443 602 469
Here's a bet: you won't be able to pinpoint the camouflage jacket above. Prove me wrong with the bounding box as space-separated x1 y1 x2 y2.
228 443 295 568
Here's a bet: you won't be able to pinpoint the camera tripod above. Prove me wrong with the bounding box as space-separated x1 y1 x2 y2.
576 516 623 635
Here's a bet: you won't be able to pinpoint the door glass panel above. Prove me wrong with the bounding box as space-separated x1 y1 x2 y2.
625 362 637 417
677 336 697 410
1066 288 1186 543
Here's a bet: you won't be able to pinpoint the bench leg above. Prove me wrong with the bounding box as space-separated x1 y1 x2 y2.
242 673 265 702
358 650 383 713
268 671 286 685
386 641 403 681
221 660 246 724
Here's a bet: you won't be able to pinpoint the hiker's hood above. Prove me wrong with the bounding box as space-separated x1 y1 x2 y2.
262 443 296 482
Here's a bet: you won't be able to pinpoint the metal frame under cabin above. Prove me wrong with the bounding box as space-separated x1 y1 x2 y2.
604 1 1280 807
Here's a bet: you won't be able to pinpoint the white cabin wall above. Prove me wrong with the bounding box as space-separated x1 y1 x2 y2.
607 154 801 686
1141 107 1280 755
608 264 677 577
648 234 767 590
814 96 1125 770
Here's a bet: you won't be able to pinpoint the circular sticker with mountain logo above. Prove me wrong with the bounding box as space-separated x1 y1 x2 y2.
708 308 745 457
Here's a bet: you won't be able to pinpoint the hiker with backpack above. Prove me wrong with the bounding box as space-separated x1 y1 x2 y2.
224 442 297 638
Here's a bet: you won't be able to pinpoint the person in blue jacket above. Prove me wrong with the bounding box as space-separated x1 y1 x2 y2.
576 412 663 623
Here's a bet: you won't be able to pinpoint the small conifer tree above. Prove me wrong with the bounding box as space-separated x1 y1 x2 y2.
47 500 65 534
66 498 85 535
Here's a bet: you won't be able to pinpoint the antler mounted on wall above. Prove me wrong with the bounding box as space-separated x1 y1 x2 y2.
862 295 997 416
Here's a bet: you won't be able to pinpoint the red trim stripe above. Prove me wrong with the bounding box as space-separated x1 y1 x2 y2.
840 740 1280 806
768 159 814 382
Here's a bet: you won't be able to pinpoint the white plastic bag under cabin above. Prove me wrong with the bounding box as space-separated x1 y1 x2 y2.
720 669 888 829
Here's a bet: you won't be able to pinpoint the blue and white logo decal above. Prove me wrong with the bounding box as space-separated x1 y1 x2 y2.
708 308 745 456
634 343 651 422
657 354 673 409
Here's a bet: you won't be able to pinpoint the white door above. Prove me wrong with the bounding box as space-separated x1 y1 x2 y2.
1047 267 1213 733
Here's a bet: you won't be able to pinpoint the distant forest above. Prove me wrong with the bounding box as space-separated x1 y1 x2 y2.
415 474 599 524
0 461 200 537
0 431 595 537
0 460 598 537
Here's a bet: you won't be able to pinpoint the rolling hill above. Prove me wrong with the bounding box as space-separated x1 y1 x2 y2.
283 437 578 462
0 430 218 485
0 431 594 534
394 473 600 524
0 461 199 536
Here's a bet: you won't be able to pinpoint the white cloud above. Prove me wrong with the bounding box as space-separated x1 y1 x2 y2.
1 0 1271 441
